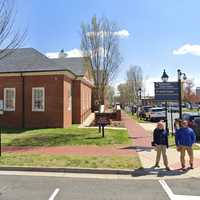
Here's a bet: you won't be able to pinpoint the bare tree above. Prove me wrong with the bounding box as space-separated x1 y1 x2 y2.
126 65 143 105
80 15 121 108
184 79 196 105
117 83 129 105
106 85 115 106
0 0 26 59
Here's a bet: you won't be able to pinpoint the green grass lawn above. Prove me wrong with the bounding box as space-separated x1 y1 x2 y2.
2 127 131 147
182 108 200 113
0 153 141 169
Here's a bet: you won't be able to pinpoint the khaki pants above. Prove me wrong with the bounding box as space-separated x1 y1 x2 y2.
155 145 168 167
179 146 193 167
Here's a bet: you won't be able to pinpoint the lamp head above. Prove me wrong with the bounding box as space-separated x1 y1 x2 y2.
161 69 169 82
183 73 187 80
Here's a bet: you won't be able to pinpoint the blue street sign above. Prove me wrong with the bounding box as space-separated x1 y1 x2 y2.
154 82 179 101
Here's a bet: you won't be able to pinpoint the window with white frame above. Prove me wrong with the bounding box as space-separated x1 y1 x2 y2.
32 87 45 111
4 88 16 111
68 85 72 111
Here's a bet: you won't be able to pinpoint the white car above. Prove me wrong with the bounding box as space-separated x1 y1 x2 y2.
147 107 166 122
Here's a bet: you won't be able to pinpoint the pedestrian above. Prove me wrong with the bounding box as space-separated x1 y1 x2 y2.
175 120 196 170
152 121 170 171
131 106 134 115
174 119 182 132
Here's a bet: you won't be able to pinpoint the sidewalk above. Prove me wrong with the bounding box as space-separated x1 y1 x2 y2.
122 112 200 178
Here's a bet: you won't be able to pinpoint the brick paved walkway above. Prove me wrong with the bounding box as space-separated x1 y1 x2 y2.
122 112 152 149
2 145 136 156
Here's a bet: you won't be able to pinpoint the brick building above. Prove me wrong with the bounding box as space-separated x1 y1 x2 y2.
0 48 94 128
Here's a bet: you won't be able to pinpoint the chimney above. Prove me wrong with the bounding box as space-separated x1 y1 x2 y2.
58 49 67 58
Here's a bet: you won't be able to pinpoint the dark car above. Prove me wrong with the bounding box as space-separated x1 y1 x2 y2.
181 112 200 140
138 106 152 120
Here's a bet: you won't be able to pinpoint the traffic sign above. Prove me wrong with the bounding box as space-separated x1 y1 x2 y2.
154 82 179 101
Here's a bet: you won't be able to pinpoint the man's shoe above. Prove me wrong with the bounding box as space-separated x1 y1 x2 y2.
165 167 171 171
181 167 186 171
190 164 194 169
153 164 160 168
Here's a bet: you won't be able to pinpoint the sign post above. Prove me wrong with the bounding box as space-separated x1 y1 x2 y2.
97 116 110 138
154 82 179 101
155 82 179 134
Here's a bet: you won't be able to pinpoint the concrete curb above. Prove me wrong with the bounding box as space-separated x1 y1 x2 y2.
1 166 200 179
0 166 135 175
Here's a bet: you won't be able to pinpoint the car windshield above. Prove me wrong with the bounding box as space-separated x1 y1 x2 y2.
151 108 165 112
143 107 151 112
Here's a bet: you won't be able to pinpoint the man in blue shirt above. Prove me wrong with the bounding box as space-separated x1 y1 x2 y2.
175 120 196 170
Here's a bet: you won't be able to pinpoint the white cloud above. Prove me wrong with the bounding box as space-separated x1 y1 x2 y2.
46 48 83 58
86 29 130 39
114 29 130 38
66 48 83 57
45 52 59 58
173 44 200 56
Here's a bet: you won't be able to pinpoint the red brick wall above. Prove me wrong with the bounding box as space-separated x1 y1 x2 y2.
24 75 64 128
72 80 92 124
0 76 23 128
0 74 92 128
72 80 81 124
0 74 72 128
80 82 92 123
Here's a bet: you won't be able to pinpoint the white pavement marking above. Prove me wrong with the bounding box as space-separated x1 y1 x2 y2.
48 188 60 200
159 180 174 199
159 180 200 200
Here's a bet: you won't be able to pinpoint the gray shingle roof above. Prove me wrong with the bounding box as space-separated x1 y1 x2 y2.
52 57 89 76
0 48 90 76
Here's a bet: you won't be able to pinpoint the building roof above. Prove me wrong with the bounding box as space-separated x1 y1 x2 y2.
0 48 91 76
52 57 90 76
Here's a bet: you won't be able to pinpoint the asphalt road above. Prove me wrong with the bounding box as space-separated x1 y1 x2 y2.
0 174 200 200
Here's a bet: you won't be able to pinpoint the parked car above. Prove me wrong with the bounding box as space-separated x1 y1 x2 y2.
181 112 200 140
168 106 179 113
182 112 200 125
147 107 166 122
138 106 152 119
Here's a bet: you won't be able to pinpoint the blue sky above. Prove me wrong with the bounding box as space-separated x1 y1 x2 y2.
15 0 200 95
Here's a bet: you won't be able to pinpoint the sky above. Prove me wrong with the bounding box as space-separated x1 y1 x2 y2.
14 0 200 95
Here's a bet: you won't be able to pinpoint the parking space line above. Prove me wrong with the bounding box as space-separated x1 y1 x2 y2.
159 180 200 200
159 180 174 199
48 188 60 200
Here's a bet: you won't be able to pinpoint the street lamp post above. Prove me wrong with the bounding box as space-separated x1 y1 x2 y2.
161 69 169 133
177 69 187 119
136 88 142 119
138 88 142 105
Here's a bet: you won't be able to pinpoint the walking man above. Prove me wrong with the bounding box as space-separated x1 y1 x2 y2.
175 120 196 170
